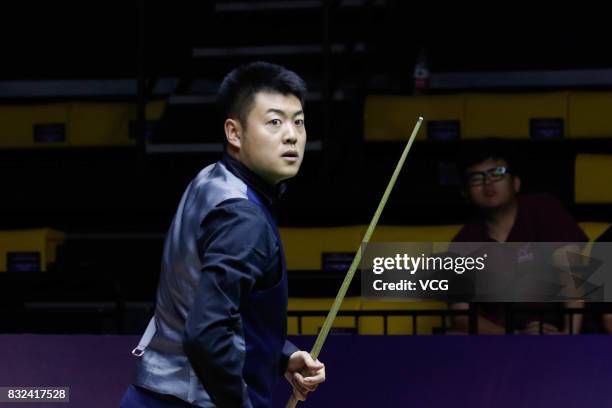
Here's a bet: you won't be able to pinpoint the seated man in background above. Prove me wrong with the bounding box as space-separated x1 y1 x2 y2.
449 140 588 335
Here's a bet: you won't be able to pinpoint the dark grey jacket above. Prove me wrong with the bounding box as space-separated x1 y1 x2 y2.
133 155 297 407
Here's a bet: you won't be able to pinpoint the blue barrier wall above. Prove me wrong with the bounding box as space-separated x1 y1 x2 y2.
1 335 610 407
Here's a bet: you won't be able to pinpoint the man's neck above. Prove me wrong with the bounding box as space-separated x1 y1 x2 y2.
484 199 518 242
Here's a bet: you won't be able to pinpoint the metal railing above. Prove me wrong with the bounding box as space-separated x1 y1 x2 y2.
288 306 601 335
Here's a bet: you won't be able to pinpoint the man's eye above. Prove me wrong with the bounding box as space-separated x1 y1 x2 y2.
295 119 305 127
492 167 506 176
269 119 282 126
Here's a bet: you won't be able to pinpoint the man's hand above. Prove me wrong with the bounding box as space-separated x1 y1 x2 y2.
284 351 325 401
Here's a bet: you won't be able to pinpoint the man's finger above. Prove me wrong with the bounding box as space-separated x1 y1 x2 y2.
293 373 313 394
303 370 326 385
302 353 325 370
294 372 318 391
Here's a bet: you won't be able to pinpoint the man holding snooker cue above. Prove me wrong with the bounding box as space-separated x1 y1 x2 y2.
121 62 325 408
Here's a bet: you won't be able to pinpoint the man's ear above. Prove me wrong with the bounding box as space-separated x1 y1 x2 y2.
513 175 521 193
224 118 242 150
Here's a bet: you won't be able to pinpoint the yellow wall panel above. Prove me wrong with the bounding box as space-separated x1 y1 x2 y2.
364 95 464 141
464 92 568 139
0 101 166 148
68 100 166 146
0 104 70 148
280 226 365 270
0 229 65 272
568 92 612 138
280 225 463 270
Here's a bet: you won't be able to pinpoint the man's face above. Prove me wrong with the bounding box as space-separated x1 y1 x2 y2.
234 92 306 185
464 158 519 210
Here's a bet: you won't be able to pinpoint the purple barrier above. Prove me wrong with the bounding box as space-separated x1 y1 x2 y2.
0 335 610 407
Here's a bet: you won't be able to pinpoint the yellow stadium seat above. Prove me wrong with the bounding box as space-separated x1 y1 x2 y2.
575 154 612 204
578 222 612 242
576 222 611 260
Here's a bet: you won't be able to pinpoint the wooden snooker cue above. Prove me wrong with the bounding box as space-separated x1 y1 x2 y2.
286 117 424 407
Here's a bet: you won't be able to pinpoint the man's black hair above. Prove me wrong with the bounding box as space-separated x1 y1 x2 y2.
217 61 307 127
457 138 520 177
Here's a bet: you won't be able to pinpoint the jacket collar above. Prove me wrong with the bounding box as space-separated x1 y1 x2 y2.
221 153 286 207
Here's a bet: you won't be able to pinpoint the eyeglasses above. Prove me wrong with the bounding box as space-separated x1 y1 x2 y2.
465 166 511 187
